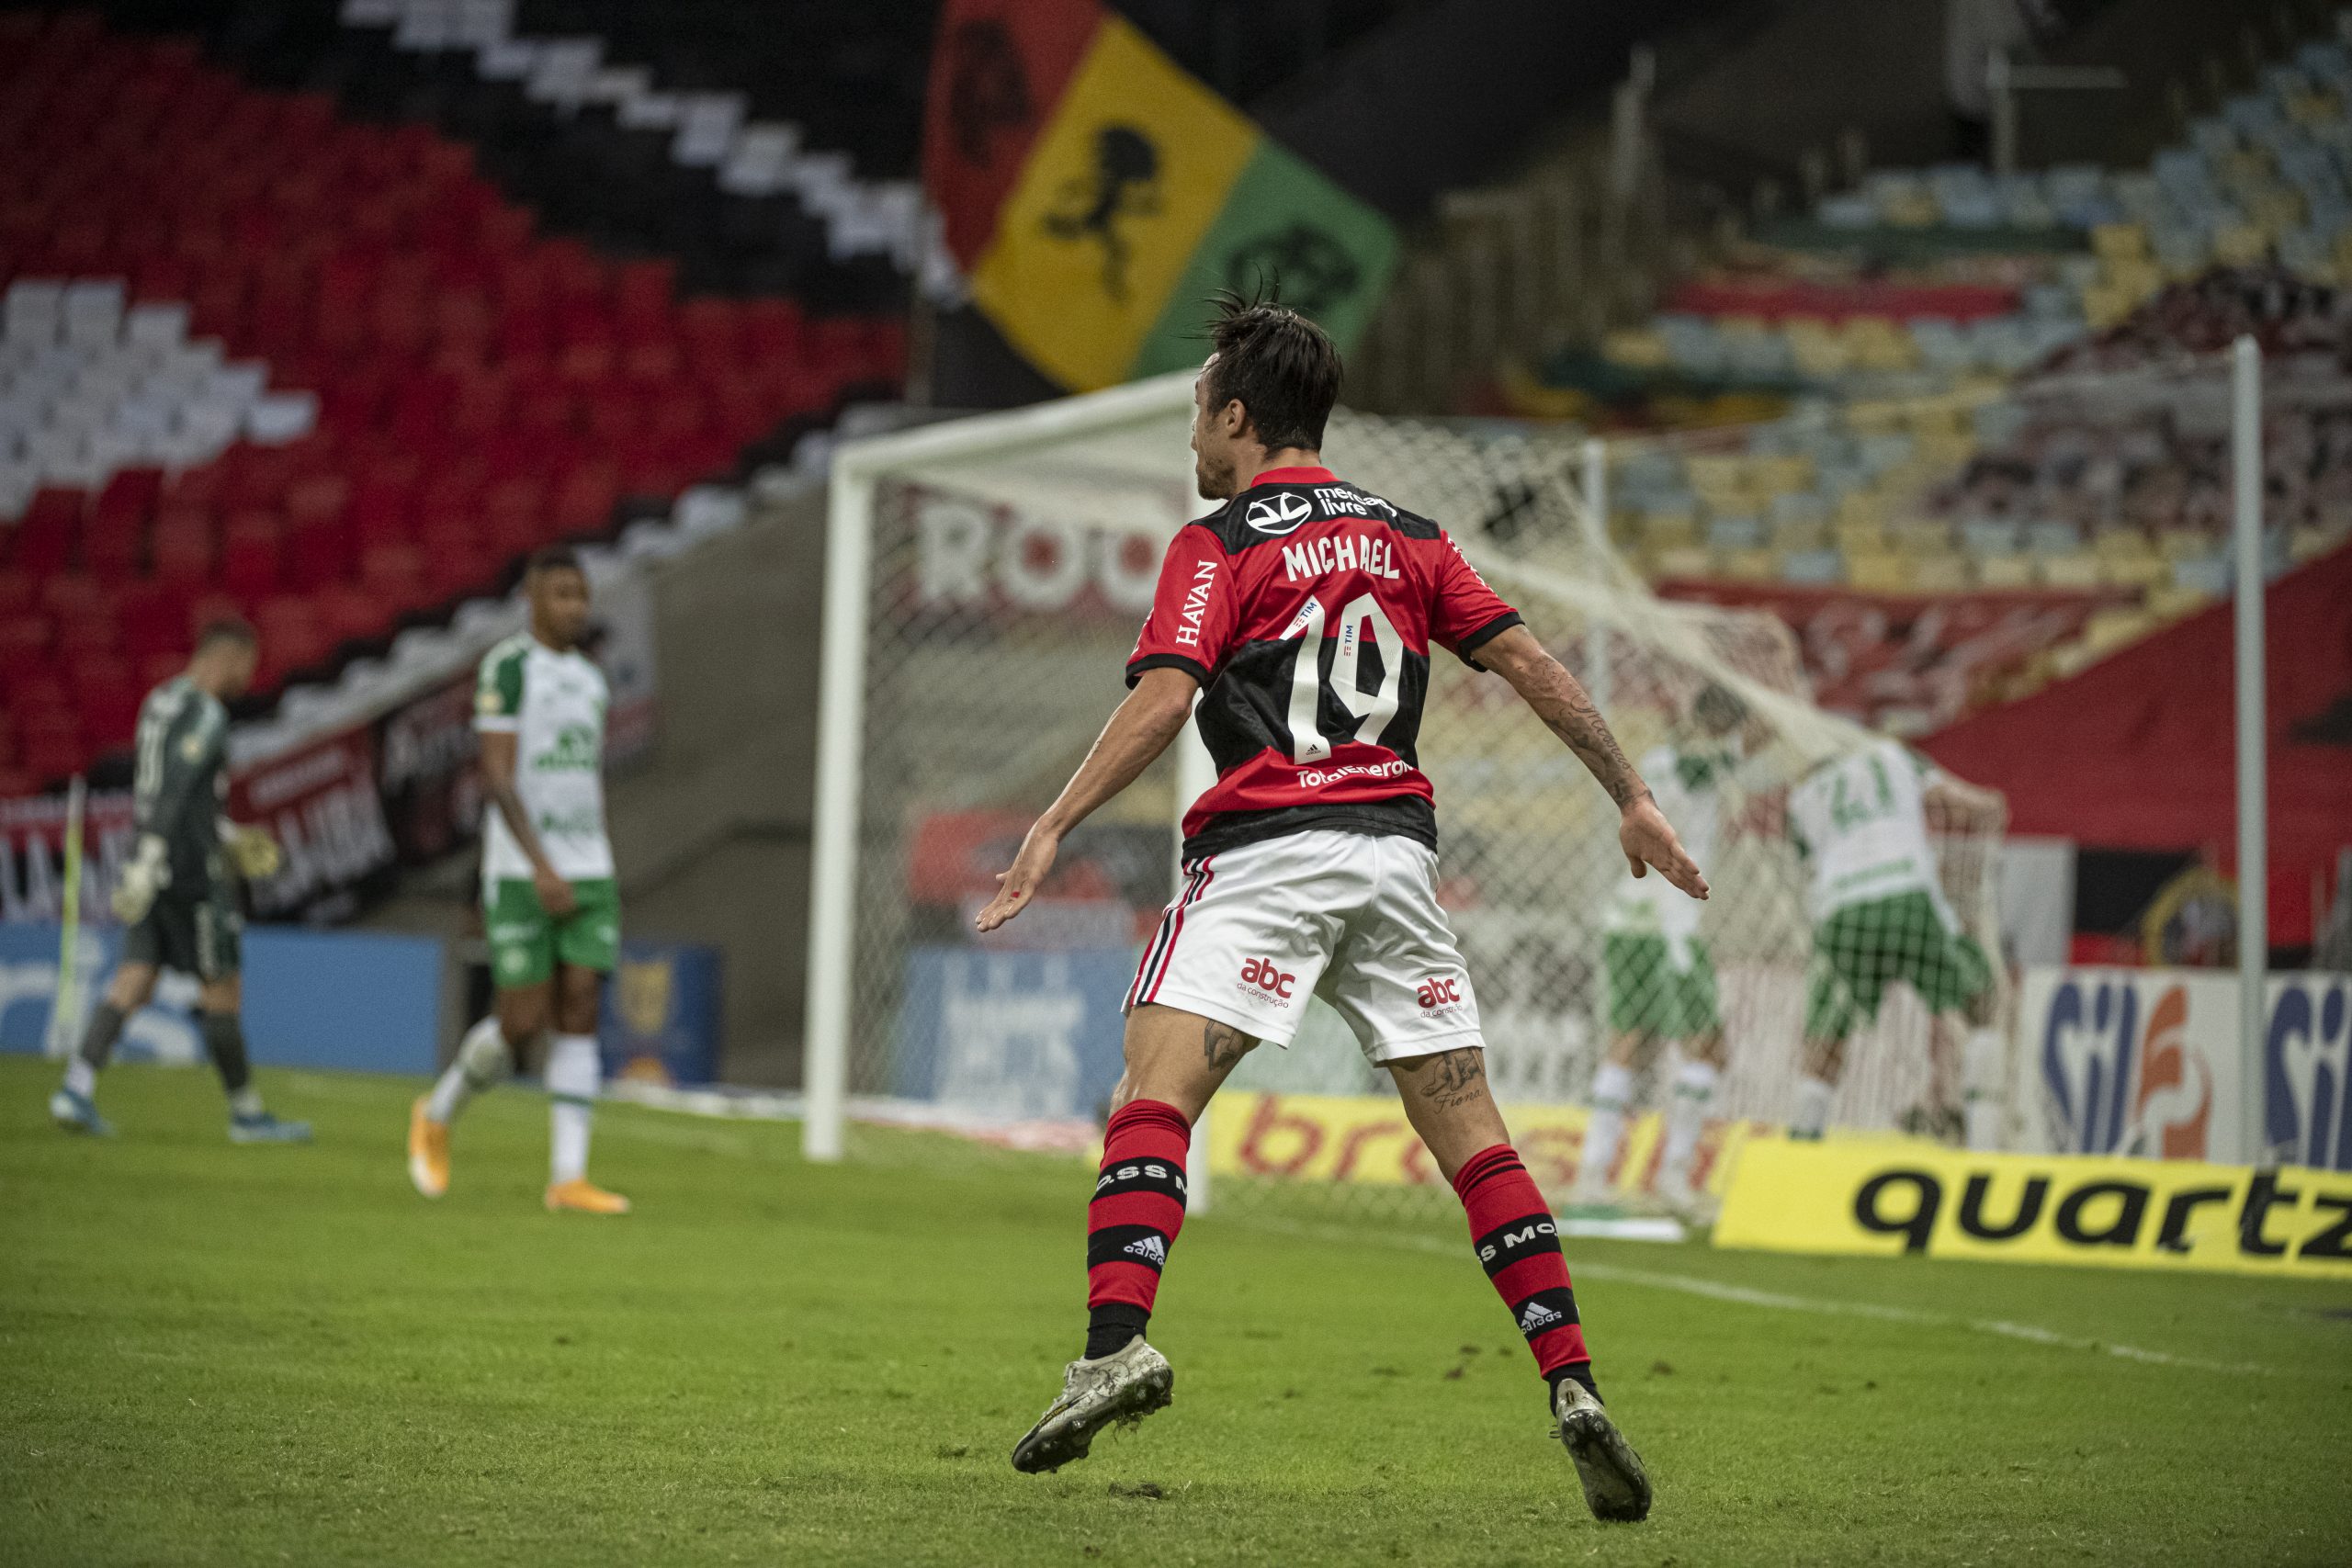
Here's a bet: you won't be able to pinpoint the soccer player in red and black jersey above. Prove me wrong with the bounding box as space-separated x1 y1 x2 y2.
978 295 1706 1522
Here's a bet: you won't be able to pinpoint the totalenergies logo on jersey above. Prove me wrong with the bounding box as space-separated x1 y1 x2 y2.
1296 758 1410 789
1238 956 1296 1003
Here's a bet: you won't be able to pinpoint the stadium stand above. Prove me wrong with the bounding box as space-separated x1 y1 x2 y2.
0 8 903 793
1486 11 2352 732
1531 17 2352 413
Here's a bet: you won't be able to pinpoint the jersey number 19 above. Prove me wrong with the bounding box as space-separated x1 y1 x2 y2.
1283 593 1402 764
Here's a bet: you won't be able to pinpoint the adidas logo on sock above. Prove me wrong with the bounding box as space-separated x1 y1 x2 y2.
1519 1299 1564 1332
1125 1235 1168 1266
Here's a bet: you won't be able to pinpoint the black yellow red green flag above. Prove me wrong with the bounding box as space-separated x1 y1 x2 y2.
923 0 1398 391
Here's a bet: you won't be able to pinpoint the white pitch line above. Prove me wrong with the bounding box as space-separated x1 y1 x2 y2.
1241 1215 2283 1378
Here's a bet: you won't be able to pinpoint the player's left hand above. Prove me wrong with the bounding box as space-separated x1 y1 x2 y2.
227 825 282 881
1621 795 1709 900
975 823 1059 932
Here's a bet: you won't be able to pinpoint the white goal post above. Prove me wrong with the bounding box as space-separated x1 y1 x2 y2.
805 374 1204 1161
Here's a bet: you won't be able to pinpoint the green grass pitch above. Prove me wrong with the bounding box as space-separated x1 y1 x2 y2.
4 1055 2348 1566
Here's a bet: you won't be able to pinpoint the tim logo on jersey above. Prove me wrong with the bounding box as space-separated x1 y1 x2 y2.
1238 956 1296 1004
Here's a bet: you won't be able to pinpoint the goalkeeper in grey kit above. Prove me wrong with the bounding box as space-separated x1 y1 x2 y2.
49 619 311 1143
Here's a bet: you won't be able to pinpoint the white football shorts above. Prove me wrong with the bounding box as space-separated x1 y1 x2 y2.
1124 828 1482 1063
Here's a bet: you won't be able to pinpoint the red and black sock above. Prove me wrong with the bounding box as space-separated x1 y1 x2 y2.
1082 1099 1191 1359
1453 1143 1601 1404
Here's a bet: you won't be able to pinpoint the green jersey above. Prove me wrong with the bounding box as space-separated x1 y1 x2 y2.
474 633 614 886
131 675 230 886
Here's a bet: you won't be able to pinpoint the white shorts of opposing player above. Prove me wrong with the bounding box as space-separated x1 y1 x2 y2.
1125 829 1479 1062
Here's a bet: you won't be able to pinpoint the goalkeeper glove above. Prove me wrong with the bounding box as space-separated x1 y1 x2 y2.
112 834 170 924
226 824 283 881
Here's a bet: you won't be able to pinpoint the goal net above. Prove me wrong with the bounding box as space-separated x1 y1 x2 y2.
806 374 2010 1215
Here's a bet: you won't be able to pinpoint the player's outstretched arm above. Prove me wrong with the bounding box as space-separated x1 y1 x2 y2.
975 668 1200 932
1476 625 1709 900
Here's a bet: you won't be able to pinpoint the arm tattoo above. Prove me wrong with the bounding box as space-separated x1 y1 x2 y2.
1203 1021 1256 1073
1402 1047 1487 1111
1525 660 1646 808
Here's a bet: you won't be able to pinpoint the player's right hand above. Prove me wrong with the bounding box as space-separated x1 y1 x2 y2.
111 834 170 924
534 865 578 918
975 823 1060 933
1621 796 1709 900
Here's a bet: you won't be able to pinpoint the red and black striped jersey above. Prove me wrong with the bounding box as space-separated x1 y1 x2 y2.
1126 466 1521 860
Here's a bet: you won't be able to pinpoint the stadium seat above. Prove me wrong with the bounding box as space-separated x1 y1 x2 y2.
0 11 905 782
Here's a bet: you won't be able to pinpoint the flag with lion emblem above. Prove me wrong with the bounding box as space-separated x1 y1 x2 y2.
923 0 1398 390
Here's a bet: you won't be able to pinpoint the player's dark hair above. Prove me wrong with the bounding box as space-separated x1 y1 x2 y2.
1204 288 1341 453
194 616 256 653
527 545 584 578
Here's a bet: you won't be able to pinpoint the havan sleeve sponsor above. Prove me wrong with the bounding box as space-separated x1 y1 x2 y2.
1126 524 1235 688
1713 1138 2352 1280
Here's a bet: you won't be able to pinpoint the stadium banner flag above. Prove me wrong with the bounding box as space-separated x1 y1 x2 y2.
1713 1138 2352 1280
2020 966 2352 1170
1208 1089 1766 1200
925 0 1397 390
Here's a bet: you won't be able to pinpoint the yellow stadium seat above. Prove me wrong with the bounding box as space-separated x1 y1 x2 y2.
1911 554 1971 592
2101 553 2171 590
2145 583 2211 620
2090 222 2149 262
1650 545 1714 581
1845 550 1913 592
1836 491 1890 528
1847 320 1921 372
2212 225 2269 266
2083 607 2156 654
1973 553 2035 589
1643 523 1699 558
1602 328 1672 368
1785 321 1852 376
2038 553 2103 589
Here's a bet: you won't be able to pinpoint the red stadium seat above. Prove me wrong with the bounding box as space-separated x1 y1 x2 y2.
0 8 909 780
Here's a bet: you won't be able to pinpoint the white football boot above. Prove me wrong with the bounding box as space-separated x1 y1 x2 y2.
1554 1378 1654 1522
1010 1337 1174 1473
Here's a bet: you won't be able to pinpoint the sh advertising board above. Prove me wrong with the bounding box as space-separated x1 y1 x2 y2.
2019 967 2351 1170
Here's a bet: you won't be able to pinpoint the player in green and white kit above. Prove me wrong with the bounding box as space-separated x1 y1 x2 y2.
1786 737 2004 1143
1573 685 1756 1215
407 547 628 1213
